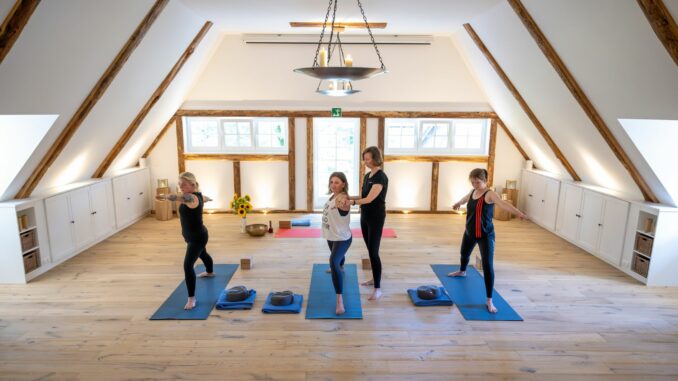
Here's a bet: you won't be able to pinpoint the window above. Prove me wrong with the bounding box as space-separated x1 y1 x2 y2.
385 118 488 155
185 117 287 153
313 118 360 209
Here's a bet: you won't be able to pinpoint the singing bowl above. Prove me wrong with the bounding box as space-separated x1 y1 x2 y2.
246 224 268 237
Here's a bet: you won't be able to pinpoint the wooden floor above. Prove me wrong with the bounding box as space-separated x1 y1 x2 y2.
1 213 678 381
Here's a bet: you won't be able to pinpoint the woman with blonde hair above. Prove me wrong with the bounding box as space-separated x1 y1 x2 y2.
164 172 214 310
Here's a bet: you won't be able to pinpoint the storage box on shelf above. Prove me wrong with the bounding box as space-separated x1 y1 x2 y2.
0 201 51 283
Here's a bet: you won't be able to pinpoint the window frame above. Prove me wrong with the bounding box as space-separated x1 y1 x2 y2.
384 118 489 156
184 116 288 154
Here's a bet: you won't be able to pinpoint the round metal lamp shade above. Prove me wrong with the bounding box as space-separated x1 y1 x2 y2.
294 66 385 81
316 89 361 96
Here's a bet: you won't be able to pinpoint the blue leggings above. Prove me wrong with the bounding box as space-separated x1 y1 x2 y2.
327 237 352 294
459 232 495 298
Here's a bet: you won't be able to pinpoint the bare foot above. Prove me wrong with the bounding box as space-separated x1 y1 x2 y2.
184 297 197 310
368 288 382 300
198 272 215 278
448 270 467 277
361 279 374 286
486 299 498 314
336 304 345 315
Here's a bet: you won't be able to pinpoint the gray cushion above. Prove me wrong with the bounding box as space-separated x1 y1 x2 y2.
226 285 249 302
270 290 294 306
417 285 441 300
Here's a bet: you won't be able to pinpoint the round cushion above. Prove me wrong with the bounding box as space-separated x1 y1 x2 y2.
270 290 294 306
226 286 249 302
417 285 441 300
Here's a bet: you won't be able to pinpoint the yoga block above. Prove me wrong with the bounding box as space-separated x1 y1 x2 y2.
493 199 513 221
279 220 291 229
362 257 372 270
240 257 252 270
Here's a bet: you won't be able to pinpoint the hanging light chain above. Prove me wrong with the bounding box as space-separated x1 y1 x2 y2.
326 0 339 64
312 0 335 67
356 0 386 70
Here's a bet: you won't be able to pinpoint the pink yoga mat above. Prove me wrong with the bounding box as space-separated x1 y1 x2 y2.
274 228 397 239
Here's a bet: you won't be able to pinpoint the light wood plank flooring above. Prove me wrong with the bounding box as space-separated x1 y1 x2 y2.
1 214 678 380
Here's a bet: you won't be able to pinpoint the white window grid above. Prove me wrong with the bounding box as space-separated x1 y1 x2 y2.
184 117 288 154
385 118 489 155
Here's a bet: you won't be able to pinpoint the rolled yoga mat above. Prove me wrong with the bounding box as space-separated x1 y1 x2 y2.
150 264 239 320
431 264 522 321
306 263 363 319
275 228 397 239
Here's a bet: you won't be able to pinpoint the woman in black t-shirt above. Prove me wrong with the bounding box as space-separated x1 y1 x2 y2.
349 146 388 300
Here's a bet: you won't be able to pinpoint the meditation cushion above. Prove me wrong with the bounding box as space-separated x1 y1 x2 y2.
226 285 249 302
270 290 294 306
417 285 441 300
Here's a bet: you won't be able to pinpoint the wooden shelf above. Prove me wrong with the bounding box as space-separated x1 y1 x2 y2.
633 250 651 261
21 246 39 255
636 229 655 238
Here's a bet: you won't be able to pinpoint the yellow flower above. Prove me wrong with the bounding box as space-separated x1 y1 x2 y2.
237 209 246 216
245 203 252 211
230 201 235 209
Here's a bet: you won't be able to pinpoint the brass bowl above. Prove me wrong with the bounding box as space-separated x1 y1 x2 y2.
246 224 268 237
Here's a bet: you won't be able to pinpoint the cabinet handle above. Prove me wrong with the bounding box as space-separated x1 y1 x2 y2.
70 220 75 224
598 223 602 227
91 211 97 215
541 199 545 203
528 194 533 197
127 197 131 200
576 214 581 218
139 192 144 195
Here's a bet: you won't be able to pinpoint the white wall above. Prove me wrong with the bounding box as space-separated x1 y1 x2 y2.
184 160 234 211
241 161 289 210
384 161 432 211
146 120 180 199
493 126 525 196
186 35 489 109
33 0 214 193
0 0 156 200
437 161 485 211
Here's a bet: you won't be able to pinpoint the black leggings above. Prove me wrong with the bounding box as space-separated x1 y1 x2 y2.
459 232 495 298
360 209 385 289
327 237 352 294
183 238 214 297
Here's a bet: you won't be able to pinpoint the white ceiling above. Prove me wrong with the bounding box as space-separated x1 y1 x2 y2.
180 0 503 35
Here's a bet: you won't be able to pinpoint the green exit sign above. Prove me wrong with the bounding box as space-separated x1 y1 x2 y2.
331 107 342 117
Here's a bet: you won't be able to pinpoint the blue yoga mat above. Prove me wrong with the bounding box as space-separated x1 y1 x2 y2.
306 263 362 319
262 293 303 314
431 264 522 321
292 218 311 226
216 289 257 310
150 264 239 320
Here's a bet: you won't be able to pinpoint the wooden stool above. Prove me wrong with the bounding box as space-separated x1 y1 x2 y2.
154 199 173 221
279 220 291 229
362 257 372 270
240 257 252 270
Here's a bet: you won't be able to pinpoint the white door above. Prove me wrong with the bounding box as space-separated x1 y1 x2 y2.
541 177 561 231
520 171 533 212
45 193 75 262
89 181 113 239
69 187 94 249
597 197 629 265
578 190 605 252
136 169 150 215
557 183 583 242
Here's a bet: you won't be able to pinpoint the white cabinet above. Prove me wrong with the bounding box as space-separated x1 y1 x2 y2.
521 170 560 230
555 183 629 266
45 180 116 264
113 168 150 228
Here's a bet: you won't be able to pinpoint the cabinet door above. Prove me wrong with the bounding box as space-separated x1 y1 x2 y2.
134 169 150 216
69 187 94 249
597 197 629 265
45 193 75 262
557 183 583 242
521 171 533 213
112 175 132 227
578 190 604 252
89 181 114 239
541 177 561 231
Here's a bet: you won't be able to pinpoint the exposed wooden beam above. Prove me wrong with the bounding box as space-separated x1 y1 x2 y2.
497 118 530 161
509 0 658 202
0 0 41 65
176 116 185 173
306 117 314 211
464 23 581 181
377 117 385 154
176 109 497 119
487 119 498 187
233 160 241 197
14 0 167 198
289 21 387 29
93 21 213 178
142 115 175 159
359 117 367 190
385 155 488 163
430 161 439 211
637 0 678 66
288 117 296 210
183 154 288 162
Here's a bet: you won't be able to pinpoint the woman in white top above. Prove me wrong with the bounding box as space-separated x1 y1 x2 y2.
322 172 352 315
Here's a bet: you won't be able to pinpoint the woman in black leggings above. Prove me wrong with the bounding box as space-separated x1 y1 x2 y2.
171 172 215 310
349 146 388 301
